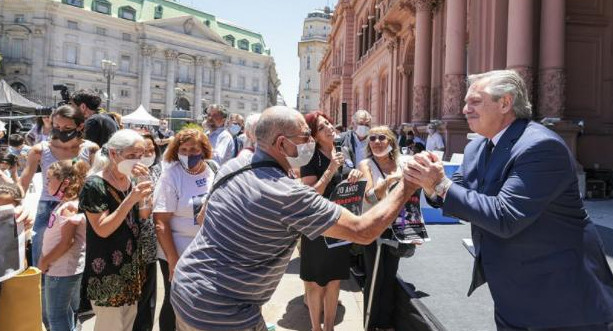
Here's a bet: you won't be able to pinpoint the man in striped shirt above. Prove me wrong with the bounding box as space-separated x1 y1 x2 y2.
171 106 418 331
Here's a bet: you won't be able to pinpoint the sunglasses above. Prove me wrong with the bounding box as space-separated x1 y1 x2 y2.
368 134 388 142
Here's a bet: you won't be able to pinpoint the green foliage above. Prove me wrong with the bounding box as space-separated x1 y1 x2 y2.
180 122 204 132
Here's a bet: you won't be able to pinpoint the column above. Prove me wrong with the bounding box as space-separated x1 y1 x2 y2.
386 38 398 124
212 59 223 104
506 0 534 98
140 44 156 110
194 56 206 117
164 49 178 117
538 0 565 118
443 0 467 120
411 0 433 123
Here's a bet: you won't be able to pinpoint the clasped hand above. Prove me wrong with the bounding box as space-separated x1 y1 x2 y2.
404 152 446 195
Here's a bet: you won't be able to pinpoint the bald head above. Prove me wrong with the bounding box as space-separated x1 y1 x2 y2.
256 106 304 147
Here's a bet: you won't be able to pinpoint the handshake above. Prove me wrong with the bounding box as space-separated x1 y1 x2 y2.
399 152 449 199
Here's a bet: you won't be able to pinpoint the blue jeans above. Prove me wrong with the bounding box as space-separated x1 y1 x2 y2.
32 199 60 328
45 273 82 331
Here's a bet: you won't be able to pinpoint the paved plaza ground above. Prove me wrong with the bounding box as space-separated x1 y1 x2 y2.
81 200 613 331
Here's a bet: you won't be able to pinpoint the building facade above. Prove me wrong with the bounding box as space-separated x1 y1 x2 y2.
319 0 613 169
0 0 280 121
297 7 332 114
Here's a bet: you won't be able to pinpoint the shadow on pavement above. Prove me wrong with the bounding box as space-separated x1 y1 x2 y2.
276 295 347 331
285 257 300 275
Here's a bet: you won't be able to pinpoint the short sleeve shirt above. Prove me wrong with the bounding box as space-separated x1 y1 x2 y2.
171 150 342 330
79 175 144 307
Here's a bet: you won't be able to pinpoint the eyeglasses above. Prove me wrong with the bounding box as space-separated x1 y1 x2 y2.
286 129 312 139
369 134 388 142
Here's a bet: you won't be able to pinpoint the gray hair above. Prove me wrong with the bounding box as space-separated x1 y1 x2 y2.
89 129 145 175
244 113 261 143
256 106 302 147
468 70 532 119
206 104 229 119
352 109 372 124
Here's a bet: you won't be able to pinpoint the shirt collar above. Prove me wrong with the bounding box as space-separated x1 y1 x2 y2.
491 125 510 146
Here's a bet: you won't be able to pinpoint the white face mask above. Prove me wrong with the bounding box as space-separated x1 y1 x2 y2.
141 155 156 168
284 139 316 169
356 125 370 138
373 145 393 158
117 158 140 177
229 124 241 136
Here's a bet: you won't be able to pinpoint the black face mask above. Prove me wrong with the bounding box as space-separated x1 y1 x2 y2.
51 128 79 143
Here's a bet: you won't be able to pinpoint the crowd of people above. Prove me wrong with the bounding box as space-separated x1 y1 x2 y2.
1 69 613 331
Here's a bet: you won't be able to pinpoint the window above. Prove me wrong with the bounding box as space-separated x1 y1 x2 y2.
118 6 136 21
63 0 84 8
65 44 78 64
204 19 210 27
122 33 131 41
120 55 130 72
14 15 25 23
154 5 163 19
305 77 311 90
237 39 249 51
223 73 231 88
252 78 259 92
10 39 25 59
120 89 130 98
203 69 213 84
92 0 111 14
306 55 311 70
238 102 245 110
223 35 235 47
251 103 258 111
238 58 246 66
67 20 78 30
65 83 76 92
252 62 260 68
96 27 106 36
238 76 246 90
178 63 190 83
252 43 262 54
153 61 163 76
93 49 107 67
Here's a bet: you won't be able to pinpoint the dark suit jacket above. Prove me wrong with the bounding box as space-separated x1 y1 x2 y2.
439 119 613 328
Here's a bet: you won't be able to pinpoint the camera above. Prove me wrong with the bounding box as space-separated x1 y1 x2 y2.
53 84 70 106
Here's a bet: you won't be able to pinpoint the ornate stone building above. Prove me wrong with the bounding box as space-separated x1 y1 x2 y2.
297 7 332 114
0 0 280 122
319 0 613 169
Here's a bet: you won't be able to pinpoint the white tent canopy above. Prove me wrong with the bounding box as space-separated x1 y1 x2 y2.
122 105 160 126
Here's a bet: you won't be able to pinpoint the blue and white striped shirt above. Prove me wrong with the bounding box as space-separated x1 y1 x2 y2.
171 149 342 330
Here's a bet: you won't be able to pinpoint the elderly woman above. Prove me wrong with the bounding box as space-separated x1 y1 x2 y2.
358 126 405 331
79 129 153 330
152 128 216 331
300 110 362 331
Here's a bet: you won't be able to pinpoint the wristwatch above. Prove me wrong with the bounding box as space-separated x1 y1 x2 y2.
434 177 452 198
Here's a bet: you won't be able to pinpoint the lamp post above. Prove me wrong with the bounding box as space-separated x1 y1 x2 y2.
101 59 117 112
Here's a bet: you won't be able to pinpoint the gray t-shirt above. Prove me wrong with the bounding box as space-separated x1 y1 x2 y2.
171 150 342 330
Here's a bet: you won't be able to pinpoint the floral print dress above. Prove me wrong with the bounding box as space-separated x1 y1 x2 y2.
79 175 145 307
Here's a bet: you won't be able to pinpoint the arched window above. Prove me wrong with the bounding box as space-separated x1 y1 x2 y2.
251 43 262 54
223 35 235 47
154 5 163 19
238 39 249 51
118 6 136 21
92 0 111 15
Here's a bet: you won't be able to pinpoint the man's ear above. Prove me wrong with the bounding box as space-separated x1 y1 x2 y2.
500 94 513 113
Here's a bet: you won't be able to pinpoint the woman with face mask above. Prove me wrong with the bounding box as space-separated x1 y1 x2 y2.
132 132 163 331
151 128 215 331
18 104 98 328
299 111 363 331
358 126 404 331
79 129 153 330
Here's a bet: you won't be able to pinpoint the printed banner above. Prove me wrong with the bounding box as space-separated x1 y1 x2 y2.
0 205 26 282
391 191 430 244
325 179 367 248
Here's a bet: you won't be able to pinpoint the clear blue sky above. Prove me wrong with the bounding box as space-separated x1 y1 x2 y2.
184 0 338 109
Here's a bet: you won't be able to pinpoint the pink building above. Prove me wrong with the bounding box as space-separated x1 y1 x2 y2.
319 0 613 169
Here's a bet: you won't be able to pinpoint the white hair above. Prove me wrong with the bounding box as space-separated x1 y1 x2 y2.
244 113 261 145
89 129 145 175
468 70 532 119
352 109 372 125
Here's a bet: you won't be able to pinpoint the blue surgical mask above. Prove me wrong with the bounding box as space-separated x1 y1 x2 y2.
229 124 241 136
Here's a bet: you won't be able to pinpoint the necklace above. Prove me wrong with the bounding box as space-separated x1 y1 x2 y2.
183 162 205 175
105 168 130 194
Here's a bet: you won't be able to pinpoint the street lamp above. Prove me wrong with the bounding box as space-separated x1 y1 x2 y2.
101 59 117 111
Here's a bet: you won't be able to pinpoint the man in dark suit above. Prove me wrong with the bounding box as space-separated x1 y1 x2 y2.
406 70 613 330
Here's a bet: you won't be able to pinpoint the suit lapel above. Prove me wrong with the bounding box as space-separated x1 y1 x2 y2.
478 119 529 184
